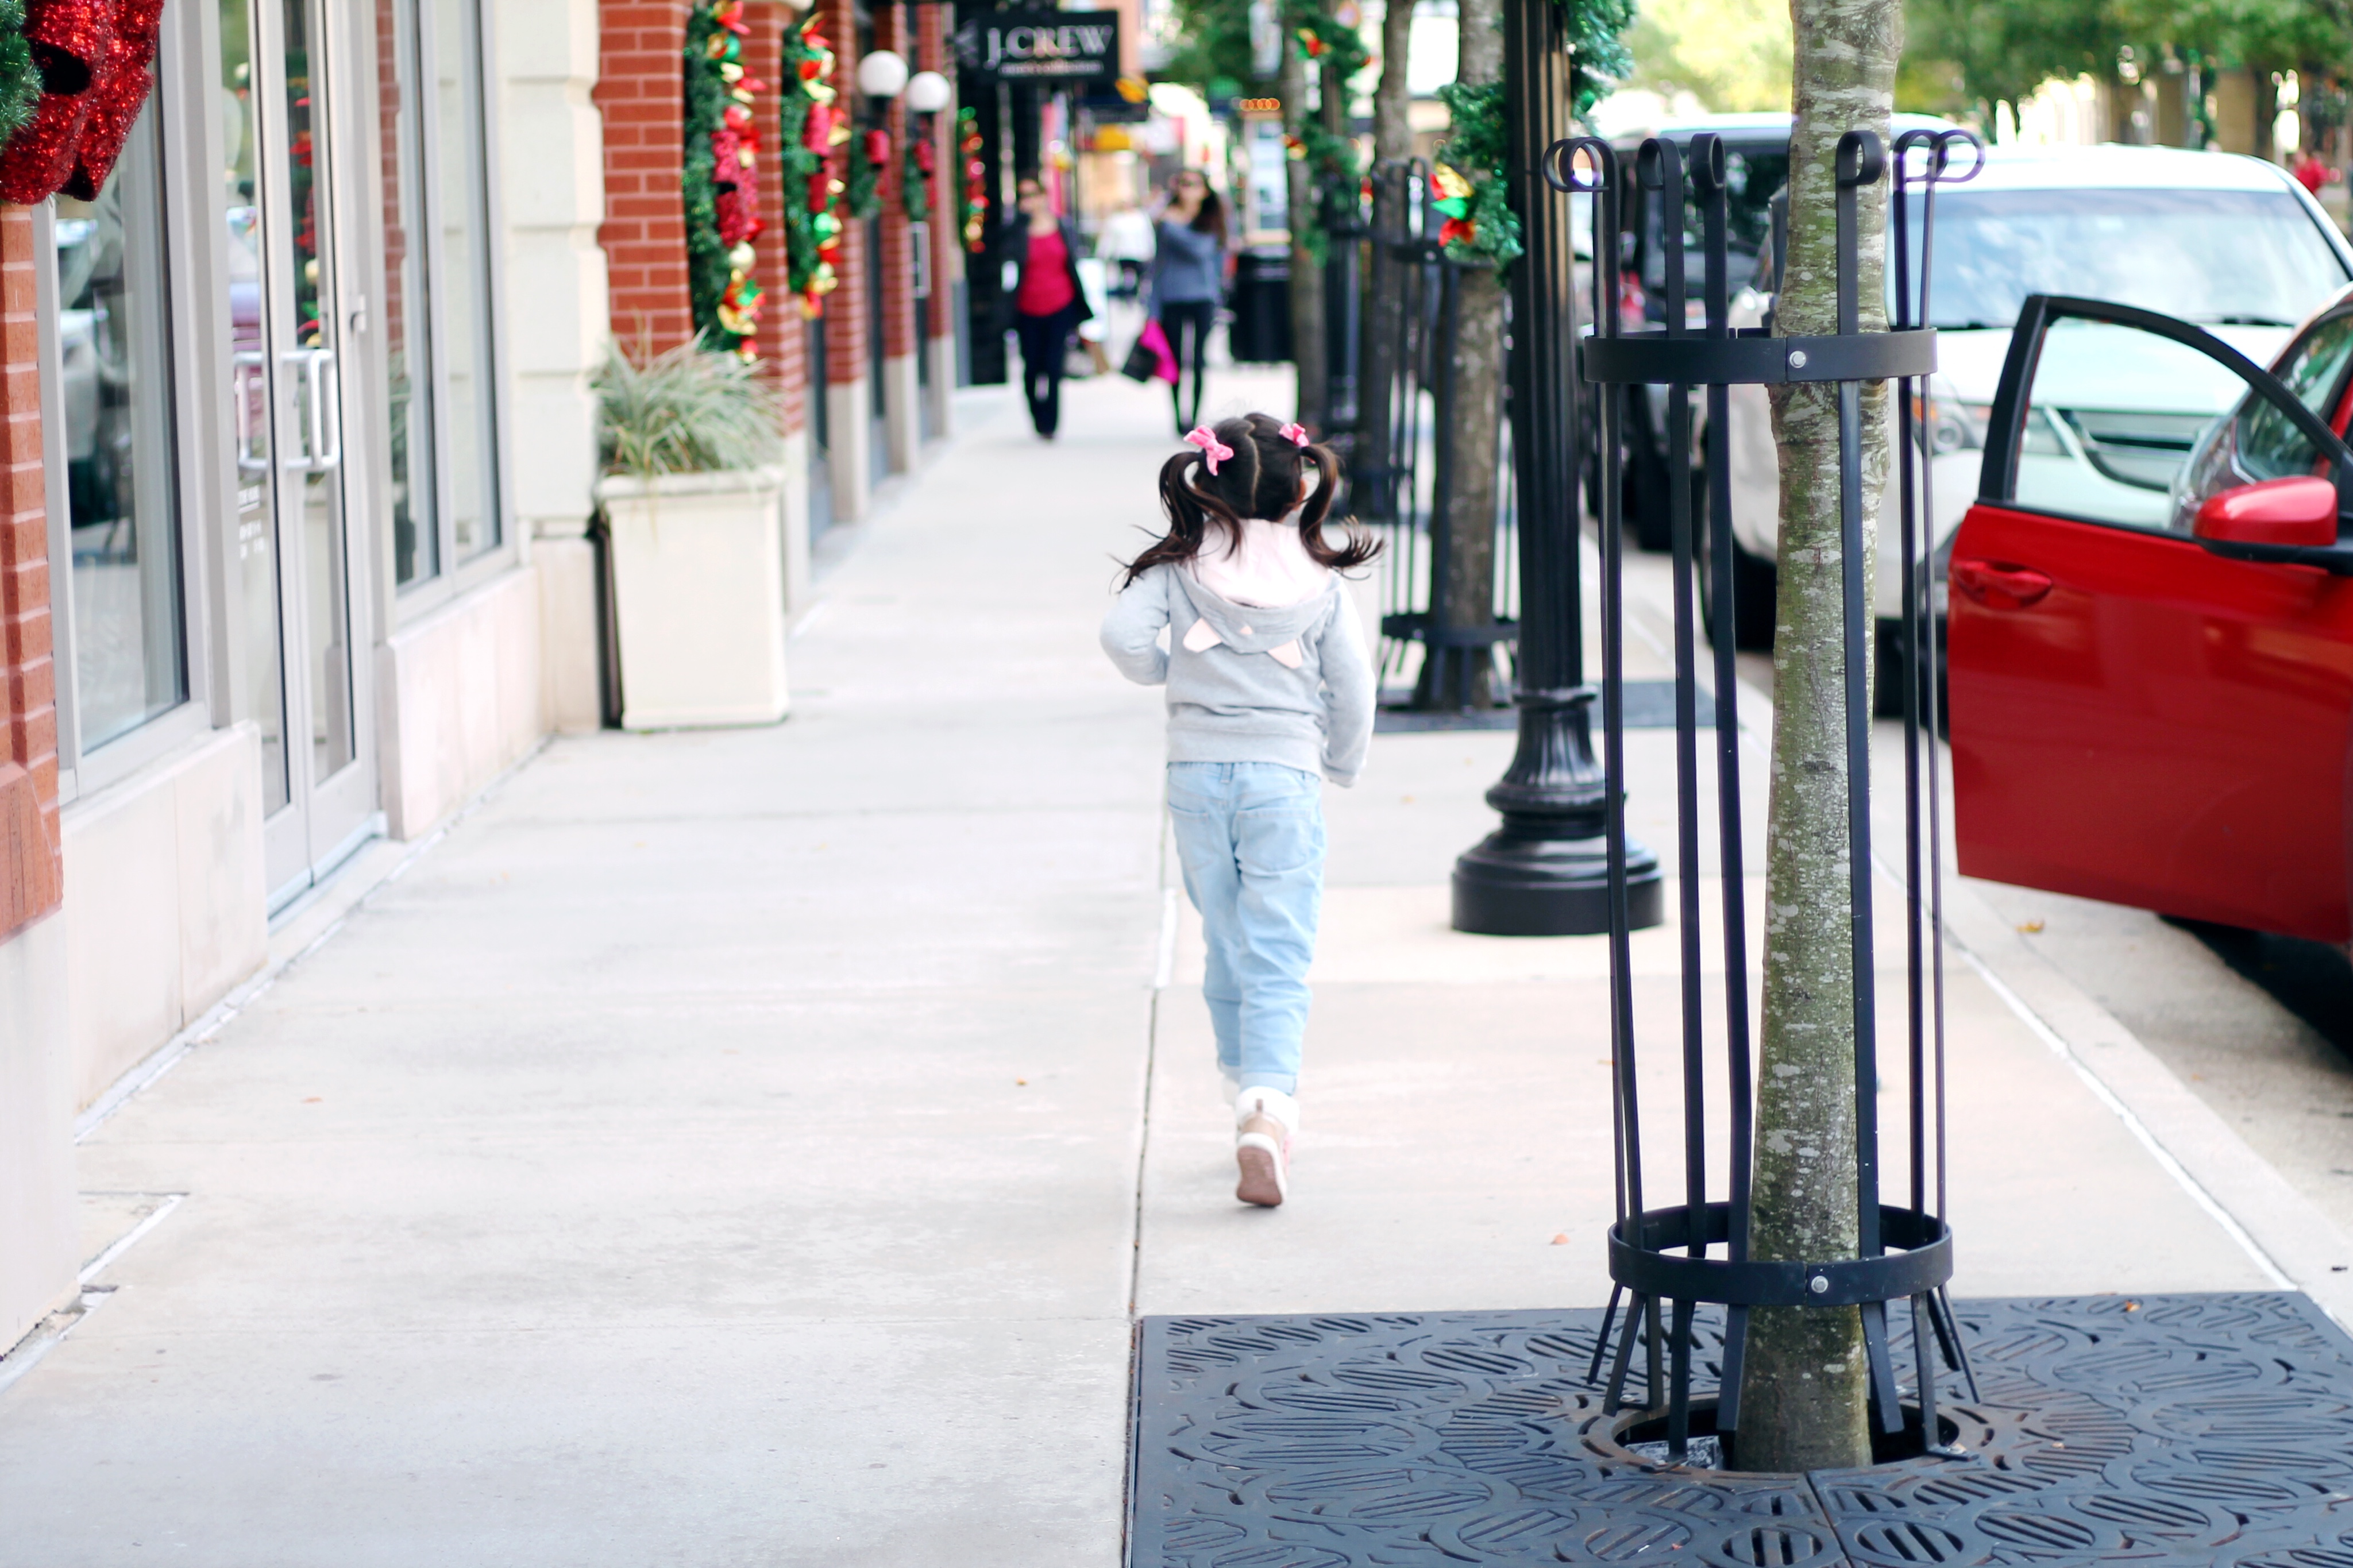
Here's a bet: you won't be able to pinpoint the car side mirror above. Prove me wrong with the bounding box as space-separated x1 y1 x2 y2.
2192 475 2339 548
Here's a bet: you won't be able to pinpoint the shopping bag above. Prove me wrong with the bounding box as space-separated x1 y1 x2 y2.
1120 333 1160 383
1123 316 1179 385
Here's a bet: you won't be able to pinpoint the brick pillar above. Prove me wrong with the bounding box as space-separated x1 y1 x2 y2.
0 206 59 942
597 2 696 355
915 0 959 424
874 0 917 470
817 0 871 516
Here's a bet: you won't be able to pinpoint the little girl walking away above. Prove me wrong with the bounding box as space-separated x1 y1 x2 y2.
1100 414 1379 1207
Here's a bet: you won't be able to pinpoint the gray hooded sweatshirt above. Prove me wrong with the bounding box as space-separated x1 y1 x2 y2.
1100 564 1375 786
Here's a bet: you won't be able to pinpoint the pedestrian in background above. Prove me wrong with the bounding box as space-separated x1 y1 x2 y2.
1101 200 1155 300
1002 176 1093 441
1100 414 1378 1207
1151 169 1226 437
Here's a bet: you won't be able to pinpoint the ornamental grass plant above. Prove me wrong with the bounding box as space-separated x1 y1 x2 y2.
595 341 786 480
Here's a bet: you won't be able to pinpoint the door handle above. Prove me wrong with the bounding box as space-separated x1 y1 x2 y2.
306 348 341 472
1950 557 2054 610
278 347 342 473
231 350 268 477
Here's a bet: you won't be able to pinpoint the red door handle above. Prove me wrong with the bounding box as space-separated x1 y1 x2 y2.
1951 558 2054 609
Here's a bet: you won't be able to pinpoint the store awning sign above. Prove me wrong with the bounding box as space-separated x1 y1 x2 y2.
956 11 1122 83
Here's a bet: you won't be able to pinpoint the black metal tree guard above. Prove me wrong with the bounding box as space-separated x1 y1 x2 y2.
1450 0 1662 936
1566 125 1984 1464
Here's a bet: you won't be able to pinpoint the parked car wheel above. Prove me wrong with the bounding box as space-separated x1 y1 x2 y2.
1623 397 1675 553
1695 458 1777 652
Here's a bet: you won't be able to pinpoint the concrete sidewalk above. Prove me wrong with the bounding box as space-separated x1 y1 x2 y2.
0 368 2309 1566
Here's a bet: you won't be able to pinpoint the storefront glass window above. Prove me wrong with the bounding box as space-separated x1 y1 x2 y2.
379 0 435 586
221 0 291 812
431 0 499 561
381 0 497 586
56 105 186 752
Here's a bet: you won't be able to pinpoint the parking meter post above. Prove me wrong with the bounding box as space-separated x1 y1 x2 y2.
1449 0 1663 936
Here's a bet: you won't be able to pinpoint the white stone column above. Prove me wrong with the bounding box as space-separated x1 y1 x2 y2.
495 0 609 735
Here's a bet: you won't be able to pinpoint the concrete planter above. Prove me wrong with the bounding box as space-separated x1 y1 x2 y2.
596 466 790 729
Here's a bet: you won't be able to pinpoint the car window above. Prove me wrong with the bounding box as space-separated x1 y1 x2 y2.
2170 366 2335 535
1910 187 2348 331
2012 318 2305 533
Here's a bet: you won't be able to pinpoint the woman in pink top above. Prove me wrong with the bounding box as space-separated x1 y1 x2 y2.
1000 176 1094 439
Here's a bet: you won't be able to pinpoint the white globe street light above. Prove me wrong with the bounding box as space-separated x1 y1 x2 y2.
855 50 909 99
904 70 952 115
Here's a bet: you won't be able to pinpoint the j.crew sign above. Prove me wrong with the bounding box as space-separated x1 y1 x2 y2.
956 10 1121 83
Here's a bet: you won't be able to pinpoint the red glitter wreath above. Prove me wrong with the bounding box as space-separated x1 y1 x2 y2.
0 0 164 205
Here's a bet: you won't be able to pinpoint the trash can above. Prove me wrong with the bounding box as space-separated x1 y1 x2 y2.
1228 246 1293 364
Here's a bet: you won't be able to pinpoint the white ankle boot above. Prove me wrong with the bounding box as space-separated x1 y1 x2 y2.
1233 1085 1298 1207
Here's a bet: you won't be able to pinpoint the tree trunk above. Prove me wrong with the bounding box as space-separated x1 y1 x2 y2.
1355 0 1415 517
1735 0 1900 1475
1284 34 1329 430
1416 0 1502 708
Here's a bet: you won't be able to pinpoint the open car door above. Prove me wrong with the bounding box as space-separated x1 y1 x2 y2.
1947 294 2353 944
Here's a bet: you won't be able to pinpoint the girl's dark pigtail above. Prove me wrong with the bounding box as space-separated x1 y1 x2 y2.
1297 439 1382 573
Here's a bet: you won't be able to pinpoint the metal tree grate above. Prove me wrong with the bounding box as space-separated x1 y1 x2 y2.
1128 1295 2353 1567
1556 125 1989 1458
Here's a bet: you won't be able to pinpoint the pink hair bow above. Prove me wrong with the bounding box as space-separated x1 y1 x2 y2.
1278 422 1311 448
1185 425 1235 474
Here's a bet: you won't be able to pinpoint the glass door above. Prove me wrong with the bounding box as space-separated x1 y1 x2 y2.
221 0 374 903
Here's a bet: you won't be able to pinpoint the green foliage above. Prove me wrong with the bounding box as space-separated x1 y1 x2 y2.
1903 0 2353 118
1434 80 1523 268
1158 0 1257 91
1624 0 1789 114
595 342 787 478
1559 0 1638 119
0 0 38 147
682 6 736 352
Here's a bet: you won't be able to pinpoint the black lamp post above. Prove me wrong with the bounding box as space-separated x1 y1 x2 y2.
1449 0 1662 936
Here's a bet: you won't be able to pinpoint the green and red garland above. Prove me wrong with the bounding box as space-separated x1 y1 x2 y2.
958 106 988 254
1280 0 1370 263
684 1 767 358
777 11 848 316
0 0 165 204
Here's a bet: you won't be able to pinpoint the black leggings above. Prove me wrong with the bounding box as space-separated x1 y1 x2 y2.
1160 299 1214 432
1015 310 1074 436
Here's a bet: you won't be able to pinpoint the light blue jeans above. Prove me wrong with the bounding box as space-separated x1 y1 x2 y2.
1166 762 1325 1095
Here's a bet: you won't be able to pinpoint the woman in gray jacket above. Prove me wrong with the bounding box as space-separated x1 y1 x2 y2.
1150 170 1226 436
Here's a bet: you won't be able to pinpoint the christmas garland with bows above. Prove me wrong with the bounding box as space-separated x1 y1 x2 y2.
1281 1 1370 263
684 1 767 358
1429 80 1520 269
957 107 989 253
776 12 848 317
1416 0 1626 273
0 0 165 205
844 128 882 221
903 125 933 225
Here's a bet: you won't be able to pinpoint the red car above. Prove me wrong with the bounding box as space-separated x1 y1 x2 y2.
1949 290 2353 944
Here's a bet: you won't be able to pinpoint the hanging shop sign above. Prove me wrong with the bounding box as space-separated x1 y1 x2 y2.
954 10 1120 84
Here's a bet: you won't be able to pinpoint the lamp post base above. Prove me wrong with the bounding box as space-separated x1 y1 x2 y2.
1449 688 1667 937
1452 823 1664 936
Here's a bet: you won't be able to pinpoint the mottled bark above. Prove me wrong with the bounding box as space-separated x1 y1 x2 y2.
1284 40 1329 430
1354 0 1417 514
1735 0 1900 1476
1418 0 1503 706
